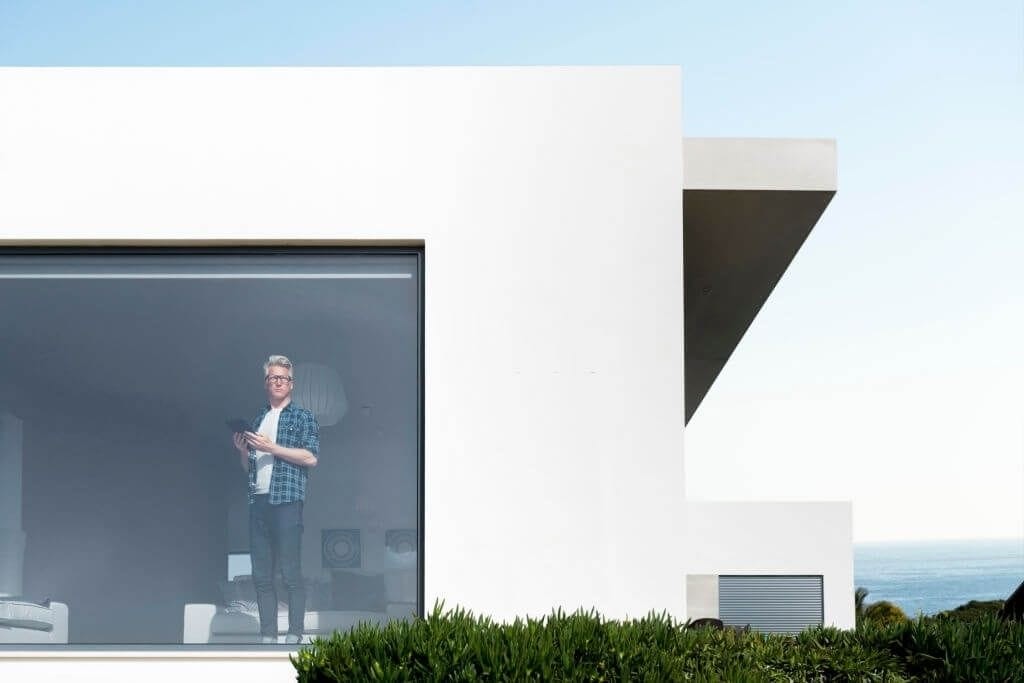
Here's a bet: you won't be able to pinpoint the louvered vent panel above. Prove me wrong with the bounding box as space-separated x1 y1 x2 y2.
719 575 823 634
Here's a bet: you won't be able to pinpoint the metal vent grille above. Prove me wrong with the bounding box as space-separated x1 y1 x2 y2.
719 575 823 634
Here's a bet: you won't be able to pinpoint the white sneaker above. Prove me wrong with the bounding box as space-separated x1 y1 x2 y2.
285 634 302 645
260 635 277 644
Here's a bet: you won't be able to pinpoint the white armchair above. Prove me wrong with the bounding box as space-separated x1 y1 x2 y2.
0 600 69 644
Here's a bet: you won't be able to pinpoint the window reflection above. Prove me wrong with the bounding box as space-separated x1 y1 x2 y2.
0 251 421 646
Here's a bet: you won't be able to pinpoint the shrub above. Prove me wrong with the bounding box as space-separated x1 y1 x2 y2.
932 599 1004 622
290 601 1024 681
862 600 909 626
857 614 1024 681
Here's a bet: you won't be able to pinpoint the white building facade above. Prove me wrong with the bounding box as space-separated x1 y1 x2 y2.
0 67 850 681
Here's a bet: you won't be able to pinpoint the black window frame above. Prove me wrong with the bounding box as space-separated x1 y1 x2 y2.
0 244 425 652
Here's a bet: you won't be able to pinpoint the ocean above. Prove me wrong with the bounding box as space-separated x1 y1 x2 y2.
854 538 1024 617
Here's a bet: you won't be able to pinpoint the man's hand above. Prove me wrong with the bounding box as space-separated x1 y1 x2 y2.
236 431 316 467
244 431 278 456
233 432 252 474
233 432 251 455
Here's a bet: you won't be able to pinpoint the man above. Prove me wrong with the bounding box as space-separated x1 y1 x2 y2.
232 354 320 644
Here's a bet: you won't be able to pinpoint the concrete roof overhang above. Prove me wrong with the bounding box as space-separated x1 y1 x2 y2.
683 138 837 423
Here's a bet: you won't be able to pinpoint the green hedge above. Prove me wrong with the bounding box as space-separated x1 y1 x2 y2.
931 599 1004 622
292 603 1024 682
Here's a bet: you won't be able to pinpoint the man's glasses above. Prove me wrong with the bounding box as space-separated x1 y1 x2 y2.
266 375 294 384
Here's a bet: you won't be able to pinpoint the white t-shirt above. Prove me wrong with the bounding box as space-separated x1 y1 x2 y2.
252 407 282 494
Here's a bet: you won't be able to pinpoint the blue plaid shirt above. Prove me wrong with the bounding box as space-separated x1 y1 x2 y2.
248 402 320 505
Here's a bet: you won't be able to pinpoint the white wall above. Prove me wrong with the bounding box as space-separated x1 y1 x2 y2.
0 67 684 679
686 501 854 629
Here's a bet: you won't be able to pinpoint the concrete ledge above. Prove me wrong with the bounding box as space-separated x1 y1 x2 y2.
0 650 294 659
0 655 297 683
683 138 837 191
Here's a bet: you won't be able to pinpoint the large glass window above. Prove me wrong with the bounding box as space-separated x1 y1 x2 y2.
0 249 422 647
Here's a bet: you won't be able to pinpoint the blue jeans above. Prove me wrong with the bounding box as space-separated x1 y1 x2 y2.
249 495 305 638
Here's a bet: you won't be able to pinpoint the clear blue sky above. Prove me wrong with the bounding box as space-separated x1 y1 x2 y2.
2 1 1022 541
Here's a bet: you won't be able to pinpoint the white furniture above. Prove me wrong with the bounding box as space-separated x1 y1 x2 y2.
0 601 69 644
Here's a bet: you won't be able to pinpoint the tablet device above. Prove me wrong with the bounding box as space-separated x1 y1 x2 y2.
226 418 251 434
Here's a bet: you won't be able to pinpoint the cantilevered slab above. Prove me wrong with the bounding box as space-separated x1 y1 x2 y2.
683 138 836 423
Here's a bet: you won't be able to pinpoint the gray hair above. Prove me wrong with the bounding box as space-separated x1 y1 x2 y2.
263 354 293 377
